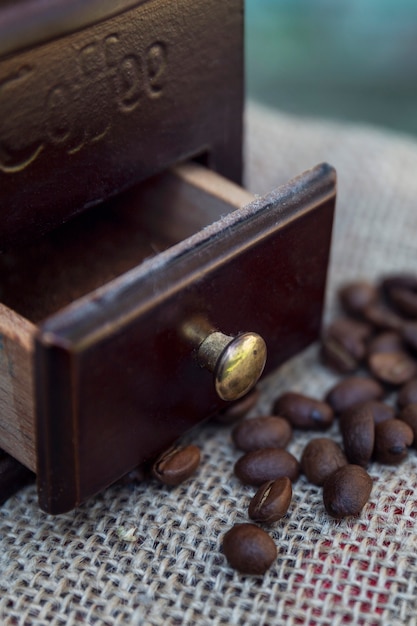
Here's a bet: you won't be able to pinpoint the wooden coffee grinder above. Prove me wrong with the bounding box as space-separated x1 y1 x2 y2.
0 0 336 513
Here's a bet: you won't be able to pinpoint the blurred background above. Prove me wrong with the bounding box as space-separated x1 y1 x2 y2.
245 0 417 135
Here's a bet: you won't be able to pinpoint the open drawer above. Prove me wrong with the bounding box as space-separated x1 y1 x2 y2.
0 162 336 513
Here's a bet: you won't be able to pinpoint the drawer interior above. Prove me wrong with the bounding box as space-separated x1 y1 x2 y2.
0 163 253 472
0 164 253 324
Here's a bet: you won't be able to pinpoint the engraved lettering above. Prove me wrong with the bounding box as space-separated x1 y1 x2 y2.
0 65 44 173
45 85 72 144
78 41 111 144
104 34 120 68
80 42 104 77
115 54 142 112
144 42 167 97
0 32 169 174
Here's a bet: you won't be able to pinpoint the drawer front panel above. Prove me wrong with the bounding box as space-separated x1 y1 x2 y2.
35 164 336 513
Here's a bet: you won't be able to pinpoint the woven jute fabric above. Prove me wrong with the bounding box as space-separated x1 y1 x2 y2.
1 103 417 625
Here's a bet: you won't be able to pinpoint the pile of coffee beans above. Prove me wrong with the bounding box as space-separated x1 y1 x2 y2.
150 273 417 575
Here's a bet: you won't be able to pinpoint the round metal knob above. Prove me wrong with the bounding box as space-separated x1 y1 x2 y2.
183 318 267 401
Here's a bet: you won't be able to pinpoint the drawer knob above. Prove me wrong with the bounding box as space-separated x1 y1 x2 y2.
183 318 267 401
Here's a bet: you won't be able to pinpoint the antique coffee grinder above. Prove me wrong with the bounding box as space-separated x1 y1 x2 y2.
0 1 336 513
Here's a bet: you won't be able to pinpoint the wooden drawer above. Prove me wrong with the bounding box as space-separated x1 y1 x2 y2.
0 162 336 513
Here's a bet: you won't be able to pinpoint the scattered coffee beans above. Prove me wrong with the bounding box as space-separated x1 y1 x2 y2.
273 392 334 430
232 416 292 452
325 376 384 414
149 271 417 575
373 419 414 464
339 405 374 467
234 448 300 486
248 477 292 523
301 438 347 486
323 465 373 518
152 444 200 486
222 523 277 575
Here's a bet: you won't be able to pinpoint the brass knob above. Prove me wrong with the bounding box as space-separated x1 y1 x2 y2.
183 318 267 402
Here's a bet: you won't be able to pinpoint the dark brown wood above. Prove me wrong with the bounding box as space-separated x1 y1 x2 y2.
0 449 34 505
0 0 243 249
34 163 336 514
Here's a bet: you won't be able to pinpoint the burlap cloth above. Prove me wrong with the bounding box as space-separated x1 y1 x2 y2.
1 103 417 625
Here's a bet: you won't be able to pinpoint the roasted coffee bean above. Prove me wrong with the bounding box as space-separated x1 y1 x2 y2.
321 318 372 373
273 392 333 430
386 287 417 319
402 322 417 352
325 376 384 414
321 335 359 373
214 388 260 424
381 273 417 296
152 444 200 485
367 331 404 356
301 438 347 486
368 351 417 386
222 523 277 575
322 465 373 518
234 448 300 486
338 281 378 315
398 404 417 448
232 416 292 452
397 377 417 409
356 400 396 424
248 477 292 523
362 303 403 331
340 405 374 467
373 419 414 464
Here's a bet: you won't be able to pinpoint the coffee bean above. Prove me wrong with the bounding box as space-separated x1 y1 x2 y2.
338 281 378 315
362 303 403 331
339 405 374 467
323 465 373 518
232 416 292 452
325 376 384 414
273 392 333 430
321 318 372 373
381 273 417 296
374 419 414 464
398 404 417 448
368 351 417 386
248 477 292 523
397 377 417 409
234 448 300 485
214 388 260 425
356 400 396 424
402 322 417 352
222 523 277 575
152 444 200 485
386 287 417 319
301 438 347 486
367 331 404 356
